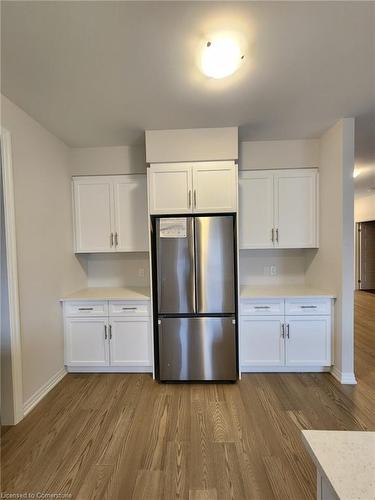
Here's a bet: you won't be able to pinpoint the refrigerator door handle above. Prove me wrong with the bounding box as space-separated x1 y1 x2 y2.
193 218 198 313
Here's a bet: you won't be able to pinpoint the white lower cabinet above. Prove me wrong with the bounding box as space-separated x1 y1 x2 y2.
241 316 284 366
65 317 109 367
240 297 333 371
63 300 152 371
285 316 331 366
109 317 151 367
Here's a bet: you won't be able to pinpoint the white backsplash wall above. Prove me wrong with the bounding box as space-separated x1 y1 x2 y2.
86 253 150 288
239 249 306 286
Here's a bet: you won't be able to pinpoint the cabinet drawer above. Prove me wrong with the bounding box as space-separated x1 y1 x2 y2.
64 301 108 317
285 299 331 315
109 301 150 317
241 299 284 316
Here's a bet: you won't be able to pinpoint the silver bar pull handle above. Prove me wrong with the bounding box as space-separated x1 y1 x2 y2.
110 233 114 247
115 232 118 247
254 306 270 309
193 190 197 208
104 324 107 340
300 305 317 309
271 228 274 242
188 190 191 208
286 324 290 339
109 324 112 340
78 307 93 311
122 307 137 311
276 228 279 243
281 323 285 338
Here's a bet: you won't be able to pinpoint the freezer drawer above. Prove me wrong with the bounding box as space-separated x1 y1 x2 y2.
195 216 235 314
158 317 237 381
156 217 195 314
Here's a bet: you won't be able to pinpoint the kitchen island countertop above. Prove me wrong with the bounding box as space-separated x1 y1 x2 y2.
302 430 375 500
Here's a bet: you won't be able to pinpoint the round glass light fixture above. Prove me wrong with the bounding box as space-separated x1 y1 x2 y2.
201 37 244 79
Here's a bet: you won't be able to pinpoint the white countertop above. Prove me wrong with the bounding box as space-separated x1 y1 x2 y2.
240 285 336 299
61 287 151 301
302 430 375 500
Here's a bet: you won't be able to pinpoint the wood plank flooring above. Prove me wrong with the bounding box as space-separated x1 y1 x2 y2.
1 291 375 499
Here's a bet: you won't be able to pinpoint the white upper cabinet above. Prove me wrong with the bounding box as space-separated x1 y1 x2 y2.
239 168 318 249
147 161 237 214
193 162 237 213
73 177 114 253
73 175 148 253
147 164 192 214
239 171 274 249
274 170 318 248
113 175 148 252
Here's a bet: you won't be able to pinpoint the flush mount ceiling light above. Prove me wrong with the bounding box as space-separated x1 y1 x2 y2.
201 36 244 79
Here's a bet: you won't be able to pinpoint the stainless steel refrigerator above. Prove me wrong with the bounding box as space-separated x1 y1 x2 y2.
152 215 238 381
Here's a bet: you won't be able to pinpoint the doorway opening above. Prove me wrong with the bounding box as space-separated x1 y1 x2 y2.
356 220 375 292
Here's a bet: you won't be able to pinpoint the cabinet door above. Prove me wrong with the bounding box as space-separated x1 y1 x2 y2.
239 171 274 248
113 175 148 251
148 164 192 214
285 316 331 366
240 316 285 367
274 170 318 248
109 317 151 367
73 177 114 252
193 162 237 213
65 317 109 366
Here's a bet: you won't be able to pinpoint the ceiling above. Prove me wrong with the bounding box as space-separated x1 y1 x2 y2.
1 1 374 189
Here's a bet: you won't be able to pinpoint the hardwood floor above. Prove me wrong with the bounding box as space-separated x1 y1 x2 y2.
1 291 375 499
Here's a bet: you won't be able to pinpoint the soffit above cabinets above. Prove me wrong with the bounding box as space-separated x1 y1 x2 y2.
145 127 238 164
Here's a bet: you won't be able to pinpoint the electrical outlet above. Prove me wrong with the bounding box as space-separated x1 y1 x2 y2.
270 265 277 276
138 268 145 278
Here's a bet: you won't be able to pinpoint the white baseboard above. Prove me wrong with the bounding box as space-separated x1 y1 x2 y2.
23 367 67 416
67 366 153 373
331 366 357 385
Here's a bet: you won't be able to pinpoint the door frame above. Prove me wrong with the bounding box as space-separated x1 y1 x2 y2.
1 128 24 424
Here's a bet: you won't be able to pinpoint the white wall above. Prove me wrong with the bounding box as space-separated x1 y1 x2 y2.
355 192 375 222
71 145 146 176
305 119 355 383
86 253 149 288
1 96 87 406
239 250 305 286
240 139 319 170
